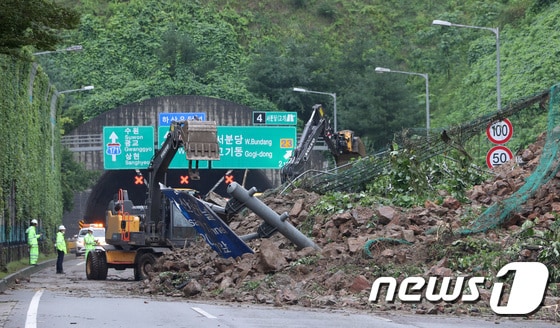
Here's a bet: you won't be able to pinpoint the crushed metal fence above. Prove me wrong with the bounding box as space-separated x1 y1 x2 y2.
290 85 557 234
294 87 550 195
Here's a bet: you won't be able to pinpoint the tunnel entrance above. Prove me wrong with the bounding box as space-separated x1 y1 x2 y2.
83 168 273 223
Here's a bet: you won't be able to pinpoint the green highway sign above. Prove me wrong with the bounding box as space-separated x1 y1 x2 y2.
212 126 296 169
103 126 154 170
253 111 297 125
158 127 209 169
103 125 296 170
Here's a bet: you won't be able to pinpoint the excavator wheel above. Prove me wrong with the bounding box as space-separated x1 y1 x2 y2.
134 252 157 281
85 252 97 280
86 250 108 280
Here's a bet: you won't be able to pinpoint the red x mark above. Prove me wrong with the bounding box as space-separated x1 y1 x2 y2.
180 175 189 184
134 175 144 185
224 174 234 184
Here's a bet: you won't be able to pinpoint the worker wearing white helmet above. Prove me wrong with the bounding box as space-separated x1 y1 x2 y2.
84 227 97 259
25 219 41 265
55 225 67 274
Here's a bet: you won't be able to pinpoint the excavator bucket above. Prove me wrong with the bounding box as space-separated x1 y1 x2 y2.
181 120 220 180
181 120 220 160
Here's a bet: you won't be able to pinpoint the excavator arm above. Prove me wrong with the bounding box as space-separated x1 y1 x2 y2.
280 104 335 182
280 104 366 183
145 120 220 241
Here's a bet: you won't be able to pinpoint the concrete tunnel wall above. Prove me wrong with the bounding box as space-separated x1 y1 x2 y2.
61 95 282 234
83 168 273 223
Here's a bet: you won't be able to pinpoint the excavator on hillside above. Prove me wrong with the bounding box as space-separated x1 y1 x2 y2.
280 104 366 183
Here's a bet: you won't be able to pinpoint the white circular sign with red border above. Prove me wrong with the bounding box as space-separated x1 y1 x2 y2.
486 118 513 144
486 145 513 168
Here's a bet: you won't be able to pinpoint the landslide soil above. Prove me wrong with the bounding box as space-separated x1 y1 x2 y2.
135 133 560 322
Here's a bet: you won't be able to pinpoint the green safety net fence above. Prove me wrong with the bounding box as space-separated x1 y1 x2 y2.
286 84 559 235
458 83 560 234
293 87 550 195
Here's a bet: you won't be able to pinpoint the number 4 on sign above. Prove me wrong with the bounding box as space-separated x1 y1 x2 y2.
252 112 266 124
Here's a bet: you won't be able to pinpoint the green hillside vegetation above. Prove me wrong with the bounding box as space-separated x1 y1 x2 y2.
0 54 62 242
0 0 93 247
2 0 560 239
44 0 560 156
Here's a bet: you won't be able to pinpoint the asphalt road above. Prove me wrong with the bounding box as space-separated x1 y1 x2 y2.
0 256 558 328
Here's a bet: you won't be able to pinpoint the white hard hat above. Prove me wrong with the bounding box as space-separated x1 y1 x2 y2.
59 225 66 230
31 219 38 224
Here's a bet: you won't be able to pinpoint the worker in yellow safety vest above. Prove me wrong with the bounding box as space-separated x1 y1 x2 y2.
26 219 41 265
55 225 67 274
83 228 97 259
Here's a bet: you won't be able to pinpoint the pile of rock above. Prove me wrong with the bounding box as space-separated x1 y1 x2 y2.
140 186 475 309
136 132 559 319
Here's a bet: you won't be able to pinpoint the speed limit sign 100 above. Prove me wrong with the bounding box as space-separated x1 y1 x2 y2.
486 145 513 168
486 118 513 144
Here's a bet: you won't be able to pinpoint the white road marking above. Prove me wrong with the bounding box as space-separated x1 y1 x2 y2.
369 315 393 322
77 261 85 266
25 289 43 328
191 307 217 319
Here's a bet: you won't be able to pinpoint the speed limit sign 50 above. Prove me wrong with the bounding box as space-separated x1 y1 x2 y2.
486 118 513 144
486 145 513 168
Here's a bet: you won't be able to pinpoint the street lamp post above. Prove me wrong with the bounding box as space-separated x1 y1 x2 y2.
58 85 95 95
49 85 94 167
375 67 430 137
293 87 338 132
33 45 83 56
432 19 500 111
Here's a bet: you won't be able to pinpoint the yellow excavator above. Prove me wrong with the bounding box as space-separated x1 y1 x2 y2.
280 104 366 183
87 119 320 281
86 120 220 281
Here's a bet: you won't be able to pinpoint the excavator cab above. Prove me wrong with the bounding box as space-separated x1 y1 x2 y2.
336 130 354 153
280 104 367 183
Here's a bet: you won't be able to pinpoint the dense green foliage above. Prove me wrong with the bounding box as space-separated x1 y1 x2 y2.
0 0 80 55
0 54 62 242
40 0 275 134
38 0 560 160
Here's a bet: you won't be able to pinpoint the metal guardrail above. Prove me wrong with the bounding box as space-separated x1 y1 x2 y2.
0 241 53 272
61 134 103 151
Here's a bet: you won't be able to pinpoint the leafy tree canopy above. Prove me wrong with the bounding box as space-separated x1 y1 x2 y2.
0 0 80 55
60 148 100 212
36 0 560 159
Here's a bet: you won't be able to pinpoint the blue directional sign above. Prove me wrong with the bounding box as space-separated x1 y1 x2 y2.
161 186 253 258
159 112 206 126
103 126 154 169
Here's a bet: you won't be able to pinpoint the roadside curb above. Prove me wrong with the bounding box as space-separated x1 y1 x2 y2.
0 258 57 293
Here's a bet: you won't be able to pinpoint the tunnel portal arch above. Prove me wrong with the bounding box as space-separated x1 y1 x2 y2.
62 95 279 228
84 168 272 222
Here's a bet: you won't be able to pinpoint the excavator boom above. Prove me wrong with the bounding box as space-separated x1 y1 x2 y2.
280 104 365 183
145 120 220 243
